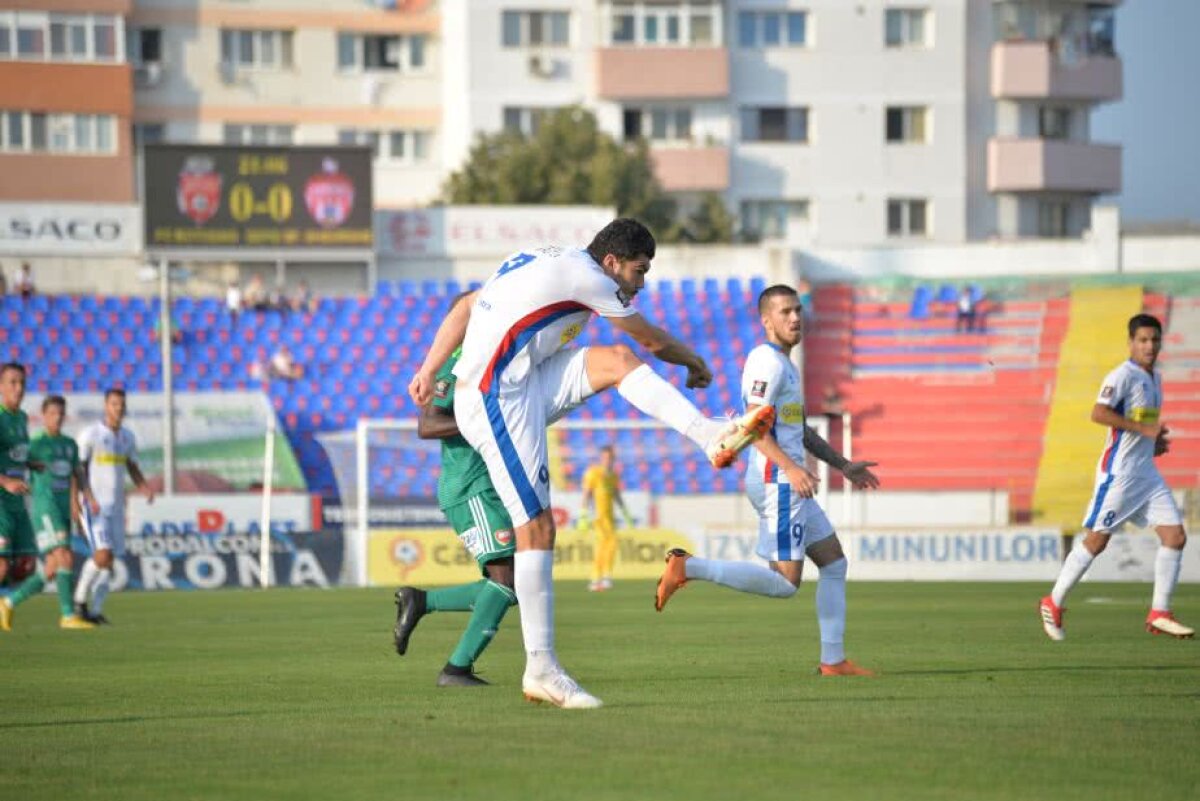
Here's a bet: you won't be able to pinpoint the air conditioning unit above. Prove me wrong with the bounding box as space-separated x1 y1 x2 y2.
218 60 238 85
135 62 163 88
528 54 558 79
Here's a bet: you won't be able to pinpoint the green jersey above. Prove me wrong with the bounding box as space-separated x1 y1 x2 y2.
433 350 494 510
30 432 79 520
0 405 30 504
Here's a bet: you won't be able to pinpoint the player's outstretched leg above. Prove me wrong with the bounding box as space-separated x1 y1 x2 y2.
1040 534 1101 641
1 563 47 631
655 548 797 612
1146 528 1193 638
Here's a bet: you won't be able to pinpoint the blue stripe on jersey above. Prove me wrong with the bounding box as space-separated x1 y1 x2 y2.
483 392 542 522
1084 474 1114 530
776 486 792 561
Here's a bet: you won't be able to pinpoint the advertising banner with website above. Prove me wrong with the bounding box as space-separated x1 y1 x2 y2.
143 144 373 250
21 392 305 491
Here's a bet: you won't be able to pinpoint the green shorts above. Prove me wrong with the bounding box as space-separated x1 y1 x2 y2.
32 502 71 556
442 488 515 574
0 497 37 559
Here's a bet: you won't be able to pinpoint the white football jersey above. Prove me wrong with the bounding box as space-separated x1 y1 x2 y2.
454 247 637 391
741 343 806 482
78 422 139 507
1093 360 1163 479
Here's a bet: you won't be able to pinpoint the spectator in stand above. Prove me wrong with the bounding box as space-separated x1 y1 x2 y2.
14 263 34 300
243 275 268 311
225 281 242 324
152 310 184 344
269 344 304 380
0 265 7 295
955 286 977 333
269 279 288 313
290 280 317 315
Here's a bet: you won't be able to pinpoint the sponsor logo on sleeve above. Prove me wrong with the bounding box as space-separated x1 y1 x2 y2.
1101 385 1114 400
751 380 768 399
434 379 450 400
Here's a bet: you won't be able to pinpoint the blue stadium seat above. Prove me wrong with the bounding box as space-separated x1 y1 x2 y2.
909 286 933 320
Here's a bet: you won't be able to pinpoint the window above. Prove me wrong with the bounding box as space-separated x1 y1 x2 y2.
337 33 427 72
1038 106 1071 139
0 110 116 154
503 107 555 137
885 8 929 47
737 11 807 47
622 106 692 142
220 29 293 69
887 198 928 237
0 12 124 62
133 123 165 147
338 128 432 163
223 124 294 145
741 107 808 143
740 200 809 240
885 106 928 143
1038 201 1069 238
127 26 161 65
501 11 570 47
607 2 720 47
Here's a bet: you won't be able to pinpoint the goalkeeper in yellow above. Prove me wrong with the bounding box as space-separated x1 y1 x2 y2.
579 445 632 592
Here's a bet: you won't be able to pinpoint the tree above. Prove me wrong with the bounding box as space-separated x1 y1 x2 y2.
441 106 680 240
677 192 736 244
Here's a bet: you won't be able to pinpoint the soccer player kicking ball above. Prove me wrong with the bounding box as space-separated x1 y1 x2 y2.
393 345 518 687
409 219 773 709
28 395 101 629
74 388 154 624
0 364 56 631
655 285 881 676
1040 314 1193 641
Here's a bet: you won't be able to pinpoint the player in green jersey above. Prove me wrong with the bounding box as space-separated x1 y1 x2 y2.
0 363 61 631
29 395 99 629
392 345 517 687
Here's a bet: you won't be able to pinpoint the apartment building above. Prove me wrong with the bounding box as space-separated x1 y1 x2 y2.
2 0 1122 254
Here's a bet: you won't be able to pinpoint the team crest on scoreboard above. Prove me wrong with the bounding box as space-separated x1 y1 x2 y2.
305 158 355 228
177 156 222 226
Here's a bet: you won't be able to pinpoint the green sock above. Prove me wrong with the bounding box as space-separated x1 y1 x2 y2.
9 570 46 607
426 579 487 612
448 580 517 668
56 570 75 617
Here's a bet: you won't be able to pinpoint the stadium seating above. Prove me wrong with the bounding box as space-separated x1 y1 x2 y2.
5 279 1195 518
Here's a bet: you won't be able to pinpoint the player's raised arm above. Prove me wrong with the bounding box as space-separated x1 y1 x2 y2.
606 312 712 389
409 290 479 406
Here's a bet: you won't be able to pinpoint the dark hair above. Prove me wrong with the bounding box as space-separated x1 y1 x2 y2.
104 387 127 401
0 362 26 377
1127 314 1162 338
586 218 656 264
600 444 615 455
42 395 66 412
757 284 799 314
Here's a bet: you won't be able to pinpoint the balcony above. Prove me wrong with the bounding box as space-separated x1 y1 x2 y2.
649 146 729 192
596 47 728 100
987 138 1120 194
991 40 1121 102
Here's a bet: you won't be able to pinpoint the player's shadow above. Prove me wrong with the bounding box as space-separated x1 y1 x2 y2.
889 664 1196 677
0 709 261 731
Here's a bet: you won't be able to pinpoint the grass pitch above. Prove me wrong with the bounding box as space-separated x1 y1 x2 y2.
5 581 1197 801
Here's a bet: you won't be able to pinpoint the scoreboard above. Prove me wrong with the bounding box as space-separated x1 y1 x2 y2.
143 145 373 250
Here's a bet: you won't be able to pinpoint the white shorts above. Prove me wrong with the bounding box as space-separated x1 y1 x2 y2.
83 506 126 557
1081 472 1182 534
455 347 595 526
746 473 835 562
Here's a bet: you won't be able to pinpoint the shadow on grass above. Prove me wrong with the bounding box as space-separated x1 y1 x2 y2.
0 709 262 731
890 664 1198 677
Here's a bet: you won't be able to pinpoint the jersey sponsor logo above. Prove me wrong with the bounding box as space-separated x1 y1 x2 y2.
1130 407 1160 423
49 460 72 478
434 378 451 400
8 443 28 462
560 322 583 345
95 453 129 465
779 403 805 424
750 380 768 399
1101 385 1114 399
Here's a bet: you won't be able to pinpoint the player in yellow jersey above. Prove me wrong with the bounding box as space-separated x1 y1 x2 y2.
579 445 631 591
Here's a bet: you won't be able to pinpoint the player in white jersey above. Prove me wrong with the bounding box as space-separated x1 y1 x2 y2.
655 285 882 676
74 388 155 624
409 218 774 708
1040 314 1192 640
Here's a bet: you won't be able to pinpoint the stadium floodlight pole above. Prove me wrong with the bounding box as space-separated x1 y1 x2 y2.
158 256 176 496
259 409 276 588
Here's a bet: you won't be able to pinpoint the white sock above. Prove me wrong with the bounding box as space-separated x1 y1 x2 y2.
514 550 558 675
1152 546 1183 612
1051 540 1094 607
816 558 848 664
685 557 797 598
74 558 99 605
617 365 709 449
91 568 113 614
